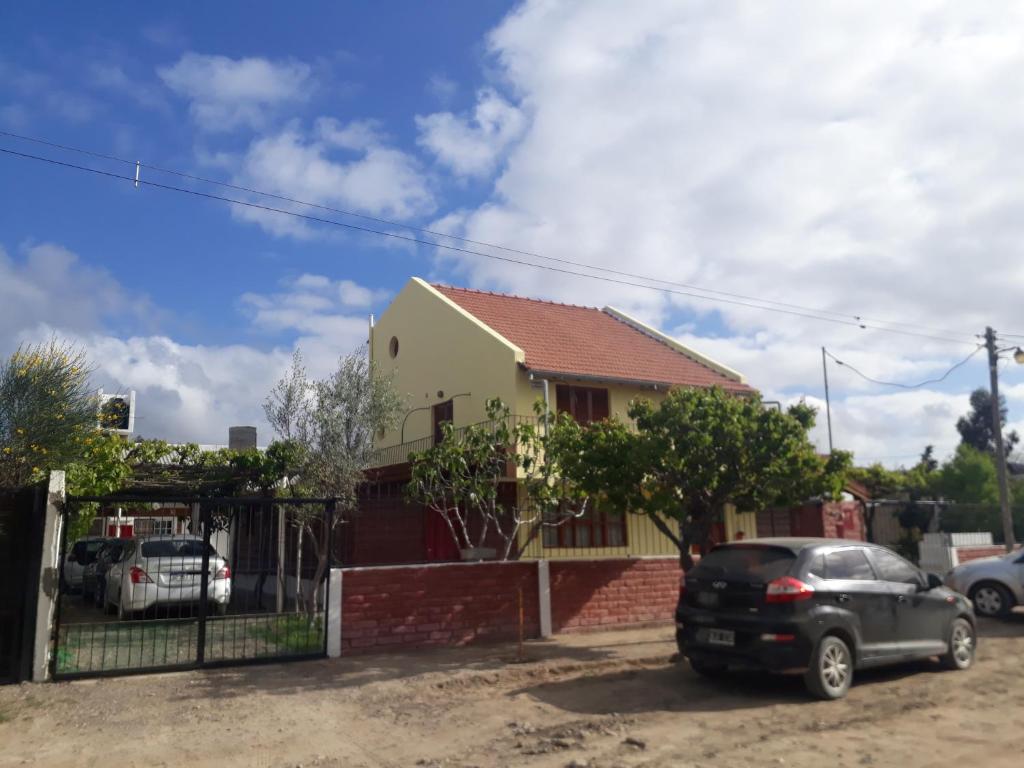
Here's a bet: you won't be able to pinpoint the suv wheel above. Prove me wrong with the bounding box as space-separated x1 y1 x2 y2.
939 618 976 670
970 583 1012 618
805 635 853 700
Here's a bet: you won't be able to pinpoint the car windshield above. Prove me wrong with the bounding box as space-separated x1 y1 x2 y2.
141 540 218 558
692 545 796 581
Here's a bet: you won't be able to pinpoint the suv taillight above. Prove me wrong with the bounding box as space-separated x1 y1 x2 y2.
215 564 231 580
678 572 686 602
765 576 814 603
129 566 152 584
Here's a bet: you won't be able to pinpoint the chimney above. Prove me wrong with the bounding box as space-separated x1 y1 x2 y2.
228 426 258 451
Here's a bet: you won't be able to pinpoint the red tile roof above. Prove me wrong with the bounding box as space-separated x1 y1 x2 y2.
432 284 752 393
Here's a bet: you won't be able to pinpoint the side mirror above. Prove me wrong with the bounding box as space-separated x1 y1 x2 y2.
68 552 77 563
925 573 943 590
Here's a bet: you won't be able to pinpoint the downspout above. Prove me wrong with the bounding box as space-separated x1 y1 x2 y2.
528 372 551 435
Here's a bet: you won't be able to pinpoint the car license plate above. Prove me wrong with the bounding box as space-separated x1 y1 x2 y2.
697 591 719 608
169 573 192 585
699 628 735 647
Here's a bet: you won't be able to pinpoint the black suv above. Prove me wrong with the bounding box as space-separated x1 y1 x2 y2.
676 538 976 699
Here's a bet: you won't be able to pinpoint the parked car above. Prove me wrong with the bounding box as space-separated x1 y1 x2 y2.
82 539 126 607
945 549 1024 618
104 535 231 619
676 538 976 700
62 537 110 592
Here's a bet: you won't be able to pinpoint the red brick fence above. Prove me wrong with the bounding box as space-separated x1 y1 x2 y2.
327 557 681 655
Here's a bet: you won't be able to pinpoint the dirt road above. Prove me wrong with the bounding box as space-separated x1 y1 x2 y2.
2 617 1021 768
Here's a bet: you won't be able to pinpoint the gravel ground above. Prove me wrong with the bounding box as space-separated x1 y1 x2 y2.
1 616 1021 768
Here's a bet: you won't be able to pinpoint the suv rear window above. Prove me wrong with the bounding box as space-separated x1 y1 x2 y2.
693 545 795 581
141 540 218 558
808 549 876 580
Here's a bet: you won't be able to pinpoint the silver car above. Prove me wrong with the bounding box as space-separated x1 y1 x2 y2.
945 549 1024 618
104 535 231 619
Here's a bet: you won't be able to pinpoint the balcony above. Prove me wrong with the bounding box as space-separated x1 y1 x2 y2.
368 414 538 469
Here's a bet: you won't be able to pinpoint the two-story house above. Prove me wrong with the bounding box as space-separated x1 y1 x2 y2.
346 277 759 565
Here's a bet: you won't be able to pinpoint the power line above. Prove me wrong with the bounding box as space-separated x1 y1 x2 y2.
0 129 991 343
0 145 983 346
823 345 985 389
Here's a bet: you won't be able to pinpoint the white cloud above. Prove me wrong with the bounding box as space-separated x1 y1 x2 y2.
0 242 152 339
238 273 385 354
797 390 970 467
422 0 1024 465
230 122 434 237
0 243 385 444
416 88 526 177
158 53 312 132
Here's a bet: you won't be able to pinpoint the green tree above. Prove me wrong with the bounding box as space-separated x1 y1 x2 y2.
0 340 98 489
935 444 999 504
956 387 1019 456
553 387 850 570
407 399 585 560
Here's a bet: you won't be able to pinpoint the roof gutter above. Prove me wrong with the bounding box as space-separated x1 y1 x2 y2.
520 364 755 395
520 365 671 391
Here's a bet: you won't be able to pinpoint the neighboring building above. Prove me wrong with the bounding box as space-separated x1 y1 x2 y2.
757 480 872 543
360 277 756 563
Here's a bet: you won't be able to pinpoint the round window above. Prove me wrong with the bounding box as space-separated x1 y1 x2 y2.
388 336 399 358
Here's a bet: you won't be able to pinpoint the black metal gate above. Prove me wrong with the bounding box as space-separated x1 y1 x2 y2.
53 495 334 679
0 485 45 684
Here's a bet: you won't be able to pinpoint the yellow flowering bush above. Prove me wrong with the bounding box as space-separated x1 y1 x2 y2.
1 340 99 489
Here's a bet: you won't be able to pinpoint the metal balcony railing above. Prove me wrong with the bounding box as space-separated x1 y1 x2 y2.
368 414 538 469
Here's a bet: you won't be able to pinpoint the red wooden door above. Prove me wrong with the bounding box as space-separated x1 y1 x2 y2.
424 509 460 561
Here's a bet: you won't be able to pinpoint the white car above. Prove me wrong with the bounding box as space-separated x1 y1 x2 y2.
945 549 1024 617
104 535 231 619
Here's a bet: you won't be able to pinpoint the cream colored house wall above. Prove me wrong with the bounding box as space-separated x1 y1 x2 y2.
372 278 525 449
517 508 680 560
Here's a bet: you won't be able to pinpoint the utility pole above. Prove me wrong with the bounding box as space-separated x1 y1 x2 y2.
985 327 1016 551
821 347 834 452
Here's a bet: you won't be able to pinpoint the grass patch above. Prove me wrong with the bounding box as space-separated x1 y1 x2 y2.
246 614 323 654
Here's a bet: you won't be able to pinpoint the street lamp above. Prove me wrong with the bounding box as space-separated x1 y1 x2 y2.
984 329 1024 551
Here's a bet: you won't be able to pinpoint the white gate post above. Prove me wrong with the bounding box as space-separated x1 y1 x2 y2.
33 471 65 681
327 568 343 658
537 559 552 638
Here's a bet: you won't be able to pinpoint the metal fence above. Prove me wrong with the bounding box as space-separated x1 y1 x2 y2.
53 495 335 679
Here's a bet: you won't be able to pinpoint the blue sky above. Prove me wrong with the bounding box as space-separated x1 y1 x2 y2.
2 1 1024 464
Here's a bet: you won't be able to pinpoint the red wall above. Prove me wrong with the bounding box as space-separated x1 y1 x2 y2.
955 545 1007 564
549 558 681 633
759 502 866 541
341 561 539 653
338 557 681 654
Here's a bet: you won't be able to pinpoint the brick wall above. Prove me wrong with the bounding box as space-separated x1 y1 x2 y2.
955 545 1007 564
340 561 539 654
549 558 680 633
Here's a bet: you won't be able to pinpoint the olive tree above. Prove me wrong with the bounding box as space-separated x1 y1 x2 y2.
264 348 402 616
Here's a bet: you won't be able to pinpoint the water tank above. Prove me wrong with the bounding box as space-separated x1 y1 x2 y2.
228 426 258 451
